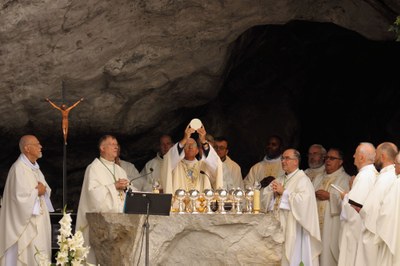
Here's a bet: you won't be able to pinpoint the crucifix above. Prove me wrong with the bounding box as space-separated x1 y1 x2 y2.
45 80 84 210
46 81 84 145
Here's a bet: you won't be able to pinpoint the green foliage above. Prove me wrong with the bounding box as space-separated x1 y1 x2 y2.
389 16 400 41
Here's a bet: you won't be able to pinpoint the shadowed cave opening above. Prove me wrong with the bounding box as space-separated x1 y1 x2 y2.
200 20 400 178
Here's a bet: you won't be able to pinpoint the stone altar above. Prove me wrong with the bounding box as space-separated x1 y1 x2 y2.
87 212 283 266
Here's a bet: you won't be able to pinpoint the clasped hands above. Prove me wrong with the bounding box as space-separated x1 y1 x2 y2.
115 179 129 191
36 182 47 196
271 181 284 195
315 189 330 200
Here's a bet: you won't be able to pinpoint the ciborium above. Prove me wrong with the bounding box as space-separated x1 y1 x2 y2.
188 189 200 214
233 189 244 214
228 188 236 213
216 188 228 214
175 189 187 214
203 189 215 214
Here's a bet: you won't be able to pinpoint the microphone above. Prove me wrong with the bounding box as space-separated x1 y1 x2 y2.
200 170 210 179
129 168 154 185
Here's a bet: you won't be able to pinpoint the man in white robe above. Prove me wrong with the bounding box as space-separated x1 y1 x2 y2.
245 135 284 212
214 137 244 190
313 148 350 266
161 124 222 194
76 135 130 264
305 144 327 188
0 135 54 265
355 142 397 266
338 142 377 266
140 134 174 192
270 148 322 266
376 151 400 265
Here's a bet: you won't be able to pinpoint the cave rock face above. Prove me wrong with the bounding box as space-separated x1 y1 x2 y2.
0 0 399 210
0 0 397 136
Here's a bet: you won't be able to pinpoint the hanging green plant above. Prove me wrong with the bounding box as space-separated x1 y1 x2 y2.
389 16 400 41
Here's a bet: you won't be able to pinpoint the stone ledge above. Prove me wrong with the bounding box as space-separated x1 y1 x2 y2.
87 212 283 266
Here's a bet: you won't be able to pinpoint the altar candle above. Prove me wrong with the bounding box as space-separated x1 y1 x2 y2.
253 189 260 213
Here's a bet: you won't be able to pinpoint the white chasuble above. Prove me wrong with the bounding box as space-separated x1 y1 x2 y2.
0 155 53 266
355 165 396 266
376 176 400 266
221 156 244 190
76 157 128 264
161 143 222 194
273 169 322 266
315 167 350 266
338 164 377 266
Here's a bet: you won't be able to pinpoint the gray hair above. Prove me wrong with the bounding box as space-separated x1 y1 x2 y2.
309 144 327 156
359 142 376 163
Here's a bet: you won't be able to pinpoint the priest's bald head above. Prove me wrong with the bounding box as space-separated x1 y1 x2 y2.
374 142 398 171
19 135 43 163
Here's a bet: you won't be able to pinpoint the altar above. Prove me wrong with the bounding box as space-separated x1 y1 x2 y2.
87 212 283 266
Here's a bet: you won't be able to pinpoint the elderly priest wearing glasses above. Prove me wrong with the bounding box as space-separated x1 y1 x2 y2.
270 148 322 266
161 122 222 194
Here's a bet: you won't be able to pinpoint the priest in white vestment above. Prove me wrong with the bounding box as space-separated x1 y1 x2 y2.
245 135 284 212
313 148 350 266
305 144 327 188
270 148 322 266
214 137 244 190
161 124 222 194
376 151 400 266
140 134 174 192
338 142 377 266
76 135 131 264
355 142 397 266
0 135 54 266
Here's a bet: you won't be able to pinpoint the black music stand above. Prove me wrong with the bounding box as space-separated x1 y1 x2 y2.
124 191 172 266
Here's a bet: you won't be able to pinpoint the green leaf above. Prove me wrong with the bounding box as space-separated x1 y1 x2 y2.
299 261 304 266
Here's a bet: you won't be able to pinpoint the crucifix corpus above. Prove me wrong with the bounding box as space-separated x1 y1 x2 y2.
45 82 84 145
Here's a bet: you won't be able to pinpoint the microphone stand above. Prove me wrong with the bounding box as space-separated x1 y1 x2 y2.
129 168 154 186
143 195 151 266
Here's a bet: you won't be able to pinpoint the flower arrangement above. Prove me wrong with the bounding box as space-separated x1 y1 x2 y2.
35 207 91 266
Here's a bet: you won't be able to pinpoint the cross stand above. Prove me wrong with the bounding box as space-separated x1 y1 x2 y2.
45 80 83 209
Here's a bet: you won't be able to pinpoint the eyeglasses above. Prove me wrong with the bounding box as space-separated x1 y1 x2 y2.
214 146 227 150
281 156 297 161
325 156 341 161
